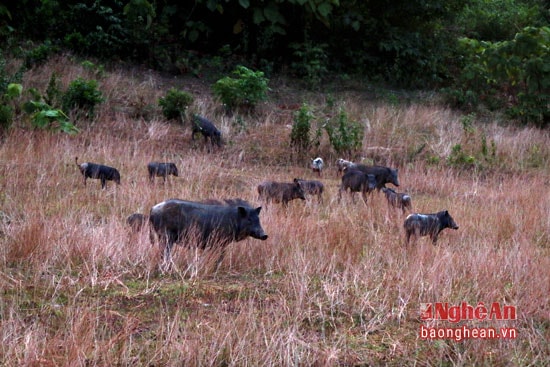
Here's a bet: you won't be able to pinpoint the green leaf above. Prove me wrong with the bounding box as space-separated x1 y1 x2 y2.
238 0 250 9
252 7 265 24
263 3 284 25
6 83 22 100
317 3 333 18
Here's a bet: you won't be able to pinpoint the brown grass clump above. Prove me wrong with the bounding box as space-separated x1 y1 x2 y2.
0 55 548 366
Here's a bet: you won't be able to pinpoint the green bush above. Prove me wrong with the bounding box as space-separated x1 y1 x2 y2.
24 41 59 69
45 73 62 108
212 65 269 111
447 144 477 169
158 88 193 122
290 42 328 88
456 0 545 41
28 101 79 134
323 107 363 156
0 55 23 131
447 26 549 127
0 104 12 130
446 114 497 170
290 103 314 152
62 78 103 117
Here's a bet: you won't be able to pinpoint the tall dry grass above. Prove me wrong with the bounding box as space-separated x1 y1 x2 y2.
0 55 548 366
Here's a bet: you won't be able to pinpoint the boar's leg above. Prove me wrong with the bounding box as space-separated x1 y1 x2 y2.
361 190 369 205
214 247 227 273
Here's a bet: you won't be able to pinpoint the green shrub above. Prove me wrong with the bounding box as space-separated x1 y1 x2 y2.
45 73 62 108
0 83 23 131
62 78 103 117
0 104 12 130
0 55 23 131
158 88 193 122
323 107 363 156
212 65 269 111
447 144 477 169
448 27 550 127
24 41 59 69
446 114 497 170
28 101 79 134
290 42 328 88
290 103 314 152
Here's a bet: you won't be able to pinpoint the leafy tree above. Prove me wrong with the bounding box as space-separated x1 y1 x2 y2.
448 26 549 127
456 0 547 41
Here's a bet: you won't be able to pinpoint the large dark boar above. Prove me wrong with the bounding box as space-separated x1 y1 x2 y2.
147 162 178 183
336 158 356 175
382 187 412 214
338 169 377 204
192 115 222 147
354 164 399 190
257 179 306 207
149 199 268 267
75 157 121 189
294 178 324 203
404 210 459 245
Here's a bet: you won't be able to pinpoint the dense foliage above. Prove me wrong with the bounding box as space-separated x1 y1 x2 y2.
0 0 548 126
211 65 269 111
158 88 193 122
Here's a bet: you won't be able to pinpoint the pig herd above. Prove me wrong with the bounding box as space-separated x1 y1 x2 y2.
75 122 458 270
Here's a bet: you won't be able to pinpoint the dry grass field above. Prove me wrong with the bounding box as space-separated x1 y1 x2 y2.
0 55 549 366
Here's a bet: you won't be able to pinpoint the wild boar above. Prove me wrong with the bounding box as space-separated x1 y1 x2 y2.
311 157 324 177
294 178 324 203
127 213 148 232
149 199 268 267
382 187 412 214
354 164 399 190
336 158 356 175
147 162 179 183
257 179 306 207
192 115 222 147
338 169 377 204
404 210 459 245
75 157 120 189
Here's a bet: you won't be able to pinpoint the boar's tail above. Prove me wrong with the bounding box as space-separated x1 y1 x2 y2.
75 156 79 166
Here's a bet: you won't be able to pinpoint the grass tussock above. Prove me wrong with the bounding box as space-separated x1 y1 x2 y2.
0 55 549 366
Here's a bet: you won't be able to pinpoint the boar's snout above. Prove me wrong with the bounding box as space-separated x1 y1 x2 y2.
252 230 268 240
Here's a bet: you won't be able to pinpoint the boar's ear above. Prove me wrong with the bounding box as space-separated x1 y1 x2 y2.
255 207 262 215
238 206 248 218
444 210 449 215
294 178 299 183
